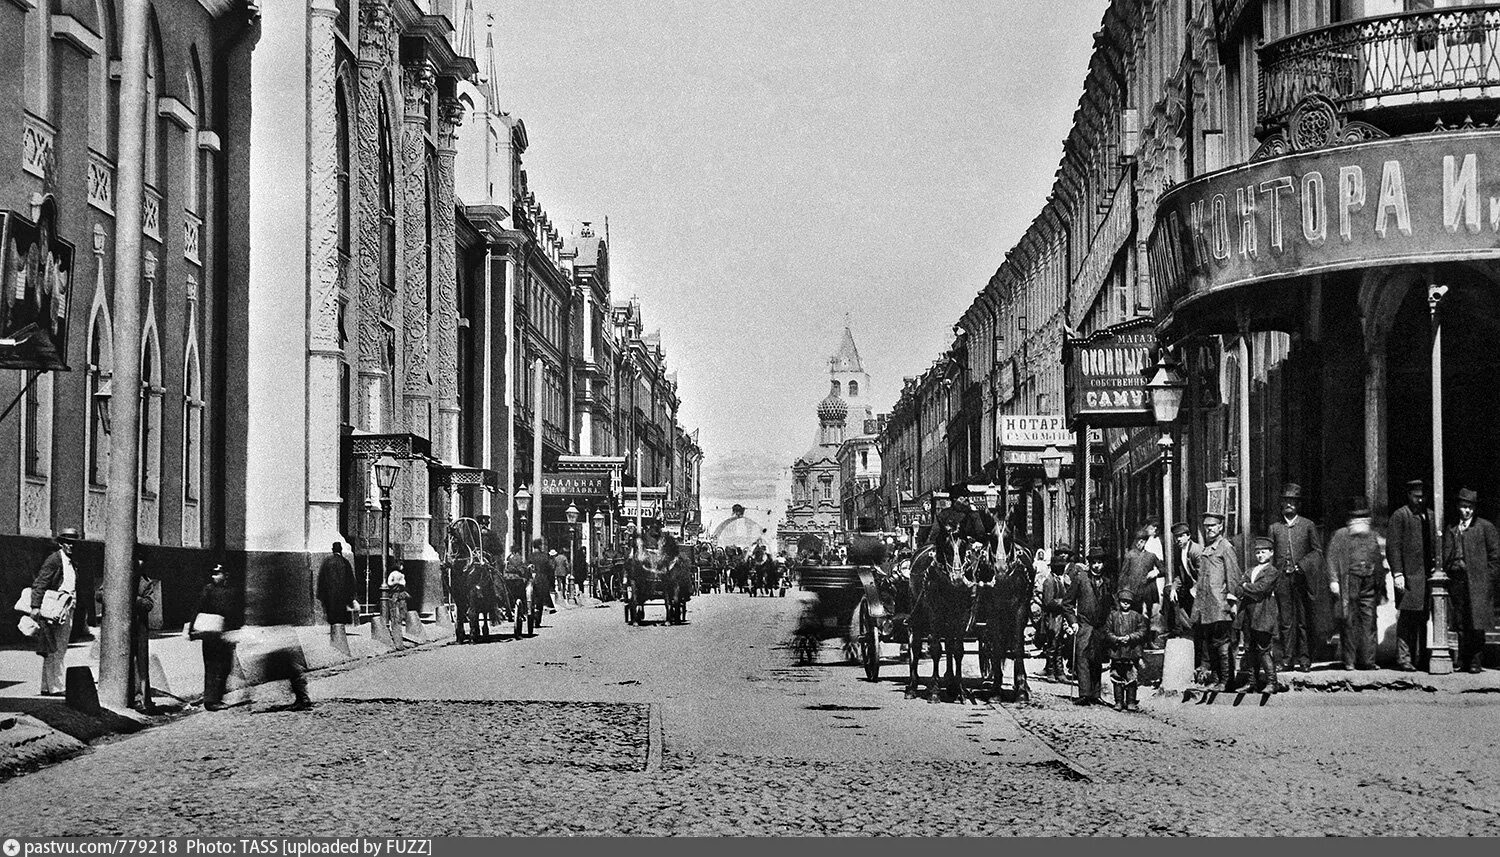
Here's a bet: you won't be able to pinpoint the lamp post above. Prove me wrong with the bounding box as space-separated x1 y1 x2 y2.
566 502 580 600
1146 351 1186 634
1041 444 1062 551
1427 284 1454 675
515 484 532 552
372 453 402 615
591 507 605 598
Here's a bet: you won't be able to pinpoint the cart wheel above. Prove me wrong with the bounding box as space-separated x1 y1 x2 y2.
858 599 880 682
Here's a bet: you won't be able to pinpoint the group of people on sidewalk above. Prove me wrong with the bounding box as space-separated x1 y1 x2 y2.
1037 478 1497 708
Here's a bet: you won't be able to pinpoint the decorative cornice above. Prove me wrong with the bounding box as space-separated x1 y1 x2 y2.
1251 94 1388 162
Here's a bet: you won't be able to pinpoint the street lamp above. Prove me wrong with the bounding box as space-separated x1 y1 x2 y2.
515 484 532 551
1427 284 1454 675
1146 351 1186 636
1041 444 1062 549
984 482 999 513
591 507 606 598
566 502 580 599
372 453 402 614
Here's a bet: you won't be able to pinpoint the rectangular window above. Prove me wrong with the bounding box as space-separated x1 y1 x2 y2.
23 370 42 477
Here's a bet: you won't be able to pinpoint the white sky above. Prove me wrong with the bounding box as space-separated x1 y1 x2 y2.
478 0 1112 500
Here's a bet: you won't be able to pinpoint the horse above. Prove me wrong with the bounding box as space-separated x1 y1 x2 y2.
973 521 1036 702
446 517 499 643
906 514 998 703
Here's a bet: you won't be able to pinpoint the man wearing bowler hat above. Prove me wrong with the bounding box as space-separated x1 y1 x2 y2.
1064 545 1112 705
1328 497 1384 670
1269 483 1326 672
1442 487 1498 673
1193 512 1241 691
29 527 82 695
1387 479 1435 671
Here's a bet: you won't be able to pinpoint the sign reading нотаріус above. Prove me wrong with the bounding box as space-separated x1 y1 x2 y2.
1148 128 1500 313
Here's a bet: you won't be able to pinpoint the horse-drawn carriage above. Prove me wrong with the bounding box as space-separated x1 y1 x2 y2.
623 549 693 625
444 517 533 642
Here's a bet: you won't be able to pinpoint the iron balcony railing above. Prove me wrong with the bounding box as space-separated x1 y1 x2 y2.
1260 5 1500 127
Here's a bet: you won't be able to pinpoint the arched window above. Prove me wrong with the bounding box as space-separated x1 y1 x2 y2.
848 380 859 397
87 308 113 486
139 325 163 499
378 95 396 291
336 83 351 258
144 27 162 189
183 335 202 503
831 380 841 396
21 370 51 478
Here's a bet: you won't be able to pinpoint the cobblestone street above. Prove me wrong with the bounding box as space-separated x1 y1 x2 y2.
2 594 1498 835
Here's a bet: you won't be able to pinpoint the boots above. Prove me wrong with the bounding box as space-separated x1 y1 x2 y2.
1126 685 1139 712
1112 684 1125 711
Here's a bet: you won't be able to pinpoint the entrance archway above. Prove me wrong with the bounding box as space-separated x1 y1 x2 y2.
1385 268 1500 524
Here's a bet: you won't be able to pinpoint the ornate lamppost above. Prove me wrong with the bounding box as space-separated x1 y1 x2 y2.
515 484 532 552
591 507 606 598
1146 351 1187 635
1427 284 1454 675
1041 444 1062 551
372 453 401 627
566 502 581 599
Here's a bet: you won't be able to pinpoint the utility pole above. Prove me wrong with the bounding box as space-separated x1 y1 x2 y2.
99 0 149 711
531 357 543 545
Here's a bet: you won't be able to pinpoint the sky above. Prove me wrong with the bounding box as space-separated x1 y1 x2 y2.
477 0 1112 507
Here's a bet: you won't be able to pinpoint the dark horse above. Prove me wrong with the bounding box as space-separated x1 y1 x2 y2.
973 522 1035 702
906 507 1001 703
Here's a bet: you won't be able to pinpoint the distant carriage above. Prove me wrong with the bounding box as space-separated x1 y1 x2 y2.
623 550 692 625
445 517 532 641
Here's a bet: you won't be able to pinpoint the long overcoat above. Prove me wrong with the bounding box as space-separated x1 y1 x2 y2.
1443 516 1499 631
1269 515 1330 632
1388 504 1436 611
1192 536 1242 624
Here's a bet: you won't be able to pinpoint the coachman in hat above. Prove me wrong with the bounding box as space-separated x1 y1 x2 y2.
1327 497 1385 670
1442 487 1498 673
1387 479 1436 671
1268 482 1328 672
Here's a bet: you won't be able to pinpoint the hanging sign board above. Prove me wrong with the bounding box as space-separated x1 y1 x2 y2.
540 472 611 498
999 415 1073 448
0 207 75 371
1063 318 1156 428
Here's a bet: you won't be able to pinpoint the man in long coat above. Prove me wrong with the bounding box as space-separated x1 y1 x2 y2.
1269 483 1327 672
1235 536 1283 692
1387 479 1435 672
316 543 357 631
1193 512 1242 691
1063 545 1112 705
1327 497 1384 670
1443 487 1499 673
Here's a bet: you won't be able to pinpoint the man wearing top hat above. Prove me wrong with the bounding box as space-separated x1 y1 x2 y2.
1327 497 1385 670
1442 487 1498 673
1387 479 1436 671
1268 483 1326 672
1193 512 1242 691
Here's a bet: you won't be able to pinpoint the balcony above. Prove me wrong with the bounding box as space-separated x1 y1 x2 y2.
1260 6 1500 130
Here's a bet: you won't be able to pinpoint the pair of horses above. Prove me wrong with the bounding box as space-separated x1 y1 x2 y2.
444 517 530 641
904 510 1035 703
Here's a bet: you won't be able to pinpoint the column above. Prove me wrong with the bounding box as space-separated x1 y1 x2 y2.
435 93 463 464
308 0 353 558
355 0 393 432
1365 341 1388 519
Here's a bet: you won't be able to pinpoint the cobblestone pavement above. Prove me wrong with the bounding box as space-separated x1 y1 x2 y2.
2 594 1498 835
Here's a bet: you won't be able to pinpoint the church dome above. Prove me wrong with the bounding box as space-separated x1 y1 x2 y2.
817 382 848 424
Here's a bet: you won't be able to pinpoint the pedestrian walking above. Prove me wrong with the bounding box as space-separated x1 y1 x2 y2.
1120 527 1163 624
554 549 573 602
1236 537 1285 692
1193 512 1242 691
528 538 555 616
1327 497 1384 671
1442 487 1498 673
1268 483 1326 672
1387 479 1435 671
190 562 241 711
1105 588 1149 711
27 527 81 696
1063 545 1112 706
316 542 358 637
1039 544 1074 680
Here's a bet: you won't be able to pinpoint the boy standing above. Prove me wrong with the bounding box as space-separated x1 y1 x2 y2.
1105 588 1149 712
1237 537 1284 692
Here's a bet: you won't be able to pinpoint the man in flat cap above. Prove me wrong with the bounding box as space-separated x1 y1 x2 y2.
1443 487 1498 673
1039 543 1075 680
1193 512 1242 691
1168 521 1204 672
1328 497 1385 670
1268 483 1326 672
1387 479 1435 671
1236 536 1283 692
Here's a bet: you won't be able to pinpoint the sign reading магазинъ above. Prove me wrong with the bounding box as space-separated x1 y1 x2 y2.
1148 129 1500 307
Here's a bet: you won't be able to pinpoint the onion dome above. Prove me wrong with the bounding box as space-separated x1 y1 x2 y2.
817 381 848 424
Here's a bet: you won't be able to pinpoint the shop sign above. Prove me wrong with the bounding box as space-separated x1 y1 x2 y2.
999 415 1072 448
540 472 611 498
0 207 75 371
620 499 660 519
1149 128 1500 314
1002 448 1107 468
1063 318 1156 427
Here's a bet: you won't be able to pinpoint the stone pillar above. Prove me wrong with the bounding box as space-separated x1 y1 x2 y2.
307 0 353 558
400 57 439 612
435 94 463 466
1364 341 1388 520
579 287 593 455
355 0 393 434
